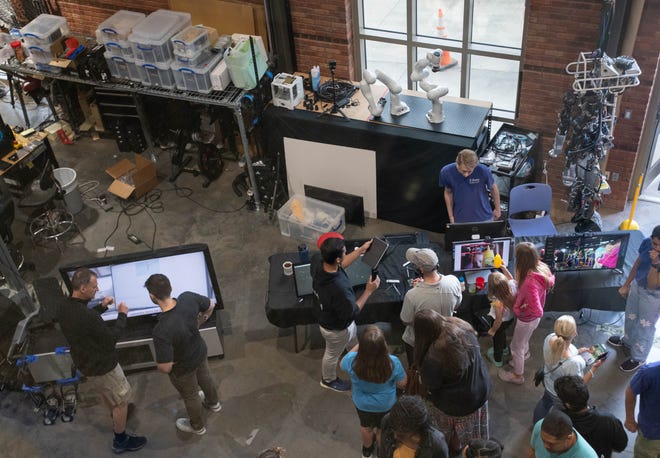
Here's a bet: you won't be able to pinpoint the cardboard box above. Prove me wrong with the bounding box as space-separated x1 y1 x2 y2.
105 154 158 199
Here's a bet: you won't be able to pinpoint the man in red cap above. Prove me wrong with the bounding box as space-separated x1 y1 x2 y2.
313 232 380 392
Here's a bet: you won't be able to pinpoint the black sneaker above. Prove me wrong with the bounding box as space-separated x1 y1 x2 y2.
620 359 643 372
362 443 375 458
608 335 627 347
112 435 147 454
319 378 351 392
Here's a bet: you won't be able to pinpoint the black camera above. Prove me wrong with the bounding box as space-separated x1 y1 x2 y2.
328 60 337 70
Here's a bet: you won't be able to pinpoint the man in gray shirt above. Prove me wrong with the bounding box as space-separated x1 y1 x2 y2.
400 248 462 365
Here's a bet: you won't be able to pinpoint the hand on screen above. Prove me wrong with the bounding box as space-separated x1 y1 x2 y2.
101 296 115 310
117 302 128 315
360 239 373 255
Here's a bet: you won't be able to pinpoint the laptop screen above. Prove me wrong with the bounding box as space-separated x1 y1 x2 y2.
293 256 373 297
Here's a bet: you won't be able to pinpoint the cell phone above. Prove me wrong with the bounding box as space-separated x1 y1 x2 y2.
371 269 378 281
581 343 608 365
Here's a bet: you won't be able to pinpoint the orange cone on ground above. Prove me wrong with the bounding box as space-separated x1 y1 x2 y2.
435 8 457 70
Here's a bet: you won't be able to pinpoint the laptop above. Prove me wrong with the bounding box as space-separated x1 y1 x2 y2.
293 255 373 297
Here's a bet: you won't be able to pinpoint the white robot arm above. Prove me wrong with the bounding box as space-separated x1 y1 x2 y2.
411 50 449 123
359 69 410 117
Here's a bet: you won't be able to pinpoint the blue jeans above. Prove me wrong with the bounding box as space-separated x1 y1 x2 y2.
623 280 660 361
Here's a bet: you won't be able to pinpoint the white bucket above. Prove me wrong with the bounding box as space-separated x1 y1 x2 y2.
53 167 83 214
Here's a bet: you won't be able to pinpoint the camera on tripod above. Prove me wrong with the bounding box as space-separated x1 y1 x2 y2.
328 60 337 71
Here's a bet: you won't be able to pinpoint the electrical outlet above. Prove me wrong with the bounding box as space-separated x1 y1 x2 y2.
624 109 632 120
611 172 620 181
604 171 611 180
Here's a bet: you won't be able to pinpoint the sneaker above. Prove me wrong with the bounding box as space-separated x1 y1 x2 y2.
112 435 147 454
525 351 531 361
503 347 511 356
320 378 351 392
175 418 206 435
486 347 503 367
362 443 375 458
620 359 643 372
608 335 625 347
198 390 222 413
498 369 525 385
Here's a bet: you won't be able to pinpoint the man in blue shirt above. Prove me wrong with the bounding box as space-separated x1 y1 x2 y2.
625 361 660 457
440 149 500 223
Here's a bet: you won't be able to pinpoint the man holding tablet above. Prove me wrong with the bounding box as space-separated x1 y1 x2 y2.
313 232 380 392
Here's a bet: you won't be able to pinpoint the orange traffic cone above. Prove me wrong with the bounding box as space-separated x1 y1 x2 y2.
435 8 457 70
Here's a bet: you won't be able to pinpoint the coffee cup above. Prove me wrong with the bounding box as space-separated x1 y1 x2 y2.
283 261 293 276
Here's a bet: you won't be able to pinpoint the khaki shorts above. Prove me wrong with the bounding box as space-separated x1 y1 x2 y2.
86 363 132 407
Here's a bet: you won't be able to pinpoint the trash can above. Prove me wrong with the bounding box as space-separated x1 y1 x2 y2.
53 167 83 214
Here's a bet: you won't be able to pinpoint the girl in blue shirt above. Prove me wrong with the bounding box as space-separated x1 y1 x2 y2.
341 325 406 458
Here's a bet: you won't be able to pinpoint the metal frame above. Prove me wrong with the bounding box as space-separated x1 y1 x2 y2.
0 63 261 210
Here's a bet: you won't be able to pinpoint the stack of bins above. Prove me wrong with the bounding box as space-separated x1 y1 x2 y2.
170 25 222 93
21 14 69 71
128 9 191 89
97 10 145 82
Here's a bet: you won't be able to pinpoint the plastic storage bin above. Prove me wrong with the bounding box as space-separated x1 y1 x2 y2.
174 47 211 66
103 39 133 58
26 45 56 64
21 14 69 47
136 59 175 88
171 25 218 58
224 37 268 89
171 51 222 93
104 52 140 81
128 9 191 64
277 194 345 243
96 10 145 43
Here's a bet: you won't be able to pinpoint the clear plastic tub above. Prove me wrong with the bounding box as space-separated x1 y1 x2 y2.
21 14 69 47
174 47 211 66
171 51 223 93
128 9 191 64
136 59 176 88
26 44 56 64
103 39 133 58
96 10 145 43
171 25 218 58
277 194 345 243
104 52 140 81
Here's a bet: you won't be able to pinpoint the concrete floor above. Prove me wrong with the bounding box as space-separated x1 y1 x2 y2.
0 94 658 458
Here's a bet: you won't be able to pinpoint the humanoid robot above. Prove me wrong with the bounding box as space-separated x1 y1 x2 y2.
410 49 449 123
359 69 409 118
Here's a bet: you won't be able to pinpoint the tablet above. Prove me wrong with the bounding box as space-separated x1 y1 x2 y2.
362 237 389 269
293 256 374 297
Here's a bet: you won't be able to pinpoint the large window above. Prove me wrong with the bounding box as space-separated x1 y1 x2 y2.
354 0 526 120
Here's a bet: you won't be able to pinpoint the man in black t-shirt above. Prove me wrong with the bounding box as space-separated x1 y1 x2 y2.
312 232 379 392
554 375 628 457
146 274 220 436
57 268 146 454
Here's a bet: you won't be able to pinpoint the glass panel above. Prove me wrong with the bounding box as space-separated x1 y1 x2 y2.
472 0 525 48
364 40 408 88
416 0 464 41
363 0 406 33
414 47 461 97
469 55 519 114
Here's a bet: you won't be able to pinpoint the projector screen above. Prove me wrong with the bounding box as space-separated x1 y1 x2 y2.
59 244 222 321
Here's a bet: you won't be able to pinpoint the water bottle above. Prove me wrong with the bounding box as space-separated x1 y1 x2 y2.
310 65 320 92
458 276 466 292
298 244 310 263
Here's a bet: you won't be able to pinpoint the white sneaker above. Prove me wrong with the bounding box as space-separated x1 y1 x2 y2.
175 418 206 435
198 390 222 412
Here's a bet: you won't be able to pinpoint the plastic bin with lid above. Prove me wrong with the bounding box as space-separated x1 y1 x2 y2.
277 194 345 242
128 9 191 64
174 46 215 66
26 44 56 64
136 59 175 88
21 14 69 47
171 51 222 93
96 10 145 43
104 52 140 81
103 39 133 58
171 25 218 59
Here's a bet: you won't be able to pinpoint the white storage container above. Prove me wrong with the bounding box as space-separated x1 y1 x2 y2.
26 44 56 64
171 25 217 58
210 59 231 91
104 52 140 81
277 194 345 243
103 39 133 58
224 36 268 90
128 9 191 64
171 51 222 93
21 14 69 47
136 59 176 88
96 10 145 43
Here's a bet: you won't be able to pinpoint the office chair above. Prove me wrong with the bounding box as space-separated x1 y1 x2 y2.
507 183 558 237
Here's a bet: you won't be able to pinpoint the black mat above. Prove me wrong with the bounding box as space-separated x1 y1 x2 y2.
370 93 490 139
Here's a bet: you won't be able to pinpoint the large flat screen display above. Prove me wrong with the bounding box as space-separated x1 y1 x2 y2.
543 232 630 272
453 237 512 273
59 244 222 321
444 220 507 251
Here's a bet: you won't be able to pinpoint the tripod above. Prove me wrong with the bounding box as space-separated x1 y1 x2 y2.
320 60 349 121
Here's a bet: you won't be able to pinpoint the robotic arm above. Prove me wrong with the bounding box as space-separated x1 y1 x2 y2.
411 50 449 123
359 69 410 118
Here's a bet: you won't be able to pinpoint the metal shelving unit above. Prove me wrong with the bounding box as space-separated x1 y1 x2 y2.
0 62 261 209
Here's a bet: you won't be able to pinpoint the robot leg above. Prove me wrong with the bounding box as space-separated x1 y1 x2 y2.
426 86 449 124
359 69 385 118
60 383 77 422
42 384 60 425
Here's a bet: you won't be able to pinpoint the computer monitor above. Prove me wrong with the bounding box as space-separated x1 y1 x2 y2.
543 231 630 273
59 244 223 321
444 220 508 251
452 237 512 273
